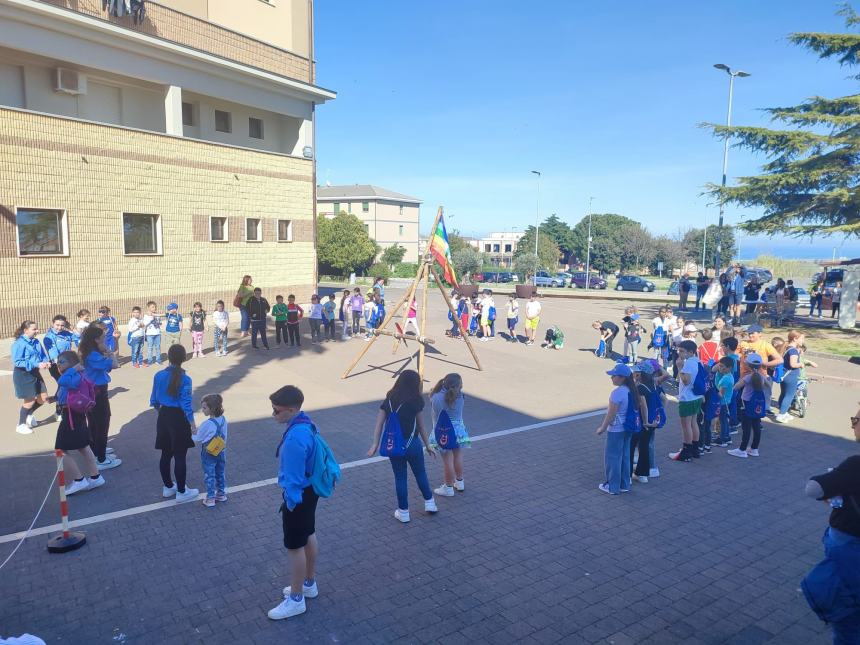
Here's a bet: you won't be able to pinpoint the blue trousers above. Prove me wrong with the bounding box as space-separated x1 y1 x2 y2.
810 296 823 317
729 390 740 426
239 305 249 332
146 335 161 364
778 368 800 415
824 528 860 645
201 449 226 498
718 403 731 443
129 337 144 366
388 438 432 510
604 431 632 494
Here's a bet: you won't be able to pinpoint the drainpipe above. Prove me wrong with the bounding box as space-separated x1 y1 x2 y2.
308 0 318 289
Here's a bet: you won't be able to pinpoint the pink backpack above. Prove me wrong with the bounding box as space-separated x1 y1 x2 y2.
67 377 97 416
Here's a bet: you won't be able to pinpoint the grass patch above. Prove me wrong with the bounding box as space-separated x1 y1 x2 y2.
815 339 860 358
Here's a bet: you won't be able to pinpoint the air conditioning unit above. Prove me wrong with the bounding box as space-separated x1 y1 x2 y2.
54 68 87 95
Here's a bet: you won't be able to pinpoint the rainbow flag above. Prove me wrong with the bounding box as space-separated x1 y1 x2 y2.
429 215 459 288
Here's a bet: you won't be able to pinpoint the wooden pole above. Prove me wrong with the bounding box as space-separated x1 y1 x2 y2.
430 264 482 371
372 327 435 344
392 262 425 354
341 284 411 379
418 259 430 381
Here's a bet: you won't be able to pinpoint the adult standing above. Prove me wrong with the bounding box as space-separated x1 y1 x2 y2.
373 277 386 304
739 324 782 379
235 275 255 338
773 278 787 318
830 282 843 319
695 272 710 311
717 273 730 317
247 287 271 350
678 275 691 312
592 319 620 359
744 278 761 315
79 326 122 469
801 409 860 644
775 330 804 423
11 321 50 435
730 265 746 324
810 280 824 318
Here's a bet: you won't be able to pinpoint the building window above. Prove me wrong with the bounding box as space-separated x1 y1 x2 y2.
333 202 340 214
364 223 369 233
16 208 68 256
399 205 404 216
182 102 194 126
484 244 491 252
215 110 232 133
505 244 512 253
277 219 293 242
249 117 264 139
245 218 262 242
362 201 369 213
122 213 161 255
209 216 228 242
347 202 352 213
398 225 404 236
493 244 500 252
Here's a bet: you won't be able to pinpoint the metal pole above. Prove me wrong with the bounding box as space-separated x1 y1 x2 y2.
531 171 541 258
585 197 594 289
715 73 735 274
702 224 707 273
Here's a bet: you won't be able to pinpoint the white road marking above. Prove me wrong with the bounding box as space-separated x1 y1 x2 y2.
0 409 605 546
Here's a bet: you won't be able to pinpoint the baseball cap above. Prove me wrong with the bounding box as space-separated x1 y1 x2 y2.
745 353 763 366
632 360 656 375
167 302 178 310
746 324 763 333
606 363 632 377
684 324 697 332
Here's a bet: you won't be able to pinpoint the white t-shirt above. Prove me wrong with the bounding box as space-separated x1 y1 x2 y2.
128 317 145 338
506 300 519 318
526 301 542 318
608 386 629 432
142 313 162 336
678 356 702 401
652 316 670 331
76 320 90 333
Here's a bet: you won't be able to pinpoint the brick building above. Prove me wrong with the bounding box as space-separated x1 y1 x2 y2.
0 0 334 334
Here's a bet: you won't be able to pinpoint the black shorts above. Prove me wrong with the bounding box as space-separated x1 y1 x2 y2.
280 486 319 550
155 406 194 451
55 406 91 451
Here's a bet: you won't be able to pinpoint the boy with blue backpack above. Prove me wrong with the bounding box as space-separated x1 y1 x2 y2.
670 340 704 462
268 385 341 621
728 354 772 459
631 361 666 483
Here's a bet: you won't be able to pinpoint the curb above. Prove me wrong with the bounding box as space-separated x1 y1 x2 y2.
806 350 858 363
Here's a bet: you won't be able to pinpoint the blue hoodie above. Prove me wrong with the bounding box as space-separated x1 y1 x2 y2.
56 368 83 406
11 336 47 371
277 411 315 511
149 366 194 422
83 351 113 386
44 328 78 362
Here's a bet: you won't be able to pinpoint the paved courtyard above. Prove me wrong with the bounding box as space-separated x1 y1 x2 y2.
0 289 857 644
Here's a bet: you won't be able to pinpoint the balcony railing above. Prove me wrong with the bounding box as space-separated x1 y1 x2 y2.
38 0 313 84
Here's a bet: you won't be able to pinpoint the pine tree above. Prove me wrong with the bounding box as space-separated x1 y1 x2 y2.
707 5 860 237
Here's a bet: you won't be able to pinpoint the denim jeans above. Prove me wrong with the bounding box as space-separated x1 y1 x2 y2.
778 368 800 415
388 437 432 510
809 296 822 317
352 311 363 334
653 345 668 369
309 318 322 341
729 390 740 426
823 528 860 645
718 403 731 443
239 305 249 332
146 335 161 364
130 336 144 366
201 449 226 499
251 320 269 348
214 327 228 354
603 431 631 494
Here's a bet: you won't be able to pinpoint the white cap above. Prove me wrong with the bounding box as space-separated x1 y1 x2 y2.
684 324 698 332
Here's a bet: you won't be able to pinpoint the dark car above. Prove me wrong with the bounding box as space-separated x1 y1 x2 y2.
477 271 514 284
570 272 607 289
615 275 656 292
667 281 698 296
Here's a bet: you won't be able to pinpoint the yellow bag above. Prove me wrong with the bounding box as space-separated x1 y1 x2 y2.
206 435 225 457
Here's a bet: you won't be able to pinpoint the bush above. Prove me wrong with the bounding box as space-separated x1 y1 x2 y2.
368 262 391 280
392 262 419 278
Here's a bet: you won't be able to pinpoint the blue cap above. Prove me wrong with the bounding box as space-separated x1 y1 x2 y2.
745 353 763 366
606 363 632 377
746 324 763 333
633 360 656 375
167 303 178 310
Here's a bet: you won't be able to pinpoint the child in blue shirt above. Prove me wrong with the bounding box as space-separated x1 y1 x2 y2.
713 357 736 447
11 320 50 434
97 306 120 366
44 314 79 421
164 303 184 348
269 385 319 621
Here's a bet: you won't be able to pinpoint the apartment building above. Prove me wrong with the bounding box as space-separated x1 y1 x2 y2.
317 184 421 261
0 0 334 332
469 231 524 267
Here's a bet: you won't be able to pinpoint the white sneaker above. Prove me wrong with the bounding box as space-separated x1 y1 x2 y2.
775 414 792 423
97 456 122 470
175 488 199 504
424 498 438 514
727 448 748 459
64 479 90 496
283 581 319 599
649 468 660 478
87 475 106 490
454 479 465 491
105 446 115 455
55 413 63 423
633 475 648 484
25 414 36 428
394 509 410 523
747 448 760 457
434 484 455 497
162 485 177 498
267 596 306 620
15 424 33 435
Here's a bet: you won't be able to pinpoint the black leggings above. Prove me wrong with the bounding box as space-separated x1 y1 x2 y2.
87 385 111 462
630 427 653 476
739 409 762 451
159 447 188 492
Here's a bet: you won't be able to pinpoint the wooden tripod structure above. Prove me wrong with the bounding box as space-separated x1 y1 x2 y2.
342 206 482 381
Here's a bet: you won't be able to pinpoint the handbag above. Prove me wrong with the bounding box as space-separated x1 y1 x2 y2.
205 418 226 456
232 293 243 308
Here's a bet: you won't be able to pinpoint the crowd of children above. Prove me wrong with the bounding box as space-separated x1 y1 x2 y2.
444 290 547 346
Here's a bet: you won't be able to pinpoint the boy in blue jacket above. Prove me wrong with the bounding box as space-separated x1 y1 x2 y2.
268 385 319 621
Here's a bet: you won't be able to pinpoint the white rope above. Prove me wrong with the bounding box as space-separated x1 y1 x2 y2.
0 471 57 572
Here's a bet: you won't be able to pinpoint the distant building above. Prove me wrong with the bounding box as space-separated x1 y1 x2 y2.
317 185 421 261
468 231 524 267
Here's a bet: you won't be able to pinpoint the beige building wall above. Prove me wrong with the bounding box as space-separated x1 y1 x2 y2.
207 0 309 57
0 108 316 332
318 199 420 262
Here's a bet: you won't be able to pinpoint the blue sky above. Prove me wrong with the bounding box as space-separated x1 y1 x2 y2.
314 1 860 259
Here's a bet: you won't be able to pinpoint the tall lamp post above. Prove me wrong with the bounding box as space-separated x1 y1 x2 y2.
531 170 541 258
585 196 595 289
713 63 750 275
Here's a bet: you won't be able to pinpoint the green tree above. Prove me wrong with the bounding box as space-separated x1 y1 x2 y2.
380 244 407 267
513 231 561 270
452 248 483 283
705 6 860 237
649 235 685 275
316 212 377 276
569 213 641 274
620 223 654 272
514 254 540 280
681 225 737 267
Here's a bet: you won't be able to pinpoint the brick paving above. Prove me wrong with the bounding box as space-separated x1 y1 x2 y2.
0 290 856 643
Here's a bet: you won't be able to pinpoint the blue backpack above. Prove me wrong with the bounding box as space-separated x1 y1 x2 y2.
746 389 768 419
488 306 496 322
433 409 459 450
652 326 667 348
277 413 341 498
771 363 785 384
641 385 666 429
692 363 709 397
704 388 721 421
378 401 417 457
623 390 642 433
596 339 606 358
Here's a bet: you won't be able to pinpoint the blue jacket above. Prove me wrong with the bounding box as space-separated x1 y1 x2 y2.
277 411 315 511
83 351 113 386
43 329 78 362
150 366 194 422
11 336 47 371
165 312 183 334
56 369 83 406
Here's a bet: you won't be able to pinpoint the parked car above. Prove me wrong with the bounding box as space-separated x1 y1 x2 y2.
569 272 607 289
615 275 656 292
741 266 773 285
532 270 566 288
794 287 810 308
667 281 698 297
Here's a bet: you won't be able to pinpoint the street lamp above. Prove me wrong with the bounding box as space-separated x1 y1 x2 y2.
531 170 541 259
713 63 750 275
585 196 595 289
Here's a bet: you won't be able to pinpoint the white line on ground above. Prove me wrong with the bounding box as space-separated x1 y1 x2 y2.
0 409 605 546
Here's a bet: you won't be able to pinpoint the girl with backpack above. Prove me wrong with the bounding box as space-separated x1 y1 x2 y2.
11 320 50 435
78 326 121 470
151 344 198 503
366 369 437 522
429 373 470 497
728 353 772 459
622 314 643 364
192 393 228 508
53 350 105 495
631 361 666 484
596 363 646 495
